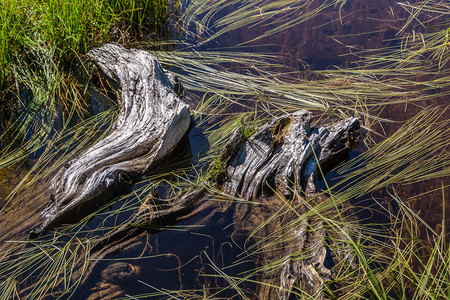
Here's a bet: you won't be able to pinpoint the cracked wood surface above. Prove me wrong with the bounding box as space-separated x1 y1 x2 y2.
222 110 360 199
221 110 361 299
30 44 191 237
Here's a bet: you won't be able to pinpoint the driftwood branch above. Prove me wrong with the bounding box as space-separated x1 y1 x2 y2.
16 42 363 299
30 44 191 237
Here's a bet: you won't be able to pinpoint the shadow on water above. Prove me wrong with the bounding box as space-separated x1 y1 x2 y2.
77 200 255 299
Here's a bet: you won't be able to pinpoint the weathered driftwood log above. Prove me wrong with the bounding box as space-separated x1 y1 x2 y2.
68 110 359 298
219 110 360 299
30 44 191 237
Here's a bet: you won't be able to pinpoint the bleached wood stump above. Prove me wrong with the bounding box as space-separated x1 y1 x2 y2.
219 110 361 299
30 44 191 237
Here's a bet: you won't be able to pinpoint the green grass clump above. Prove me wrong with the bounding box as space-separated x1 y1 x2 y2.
0 0 178 83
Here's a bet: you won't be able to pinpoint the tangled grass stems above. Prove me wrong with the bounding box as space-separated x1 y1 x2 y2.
0 102 118 214
0 237 91 299
155 47 447 131
397 0 450 34
1 38 60 159
334 107 449 199
181 0 349 46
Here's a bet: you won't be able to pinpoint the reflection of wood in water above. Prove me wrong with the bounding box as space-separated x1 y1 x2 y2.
74 196 257 299
232 196 292 299
232 194 357 299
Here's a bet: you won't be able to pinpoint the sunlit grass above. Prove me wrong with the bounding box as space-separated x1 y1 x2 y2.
0 0 178 82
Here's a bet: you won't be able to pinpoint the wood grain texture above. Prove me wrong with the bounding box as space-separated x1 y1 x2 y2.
221 111 361 299
223 110 360 199
31 44 191 237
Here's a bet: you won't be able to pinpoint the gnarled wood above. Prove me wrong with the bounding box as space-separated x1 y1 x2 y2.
220 111 361 299
30 44 191 237
222 110 360 199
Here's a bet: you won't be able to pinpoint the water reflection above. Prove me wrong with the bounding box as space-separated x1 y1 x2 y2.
78 198 255 299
